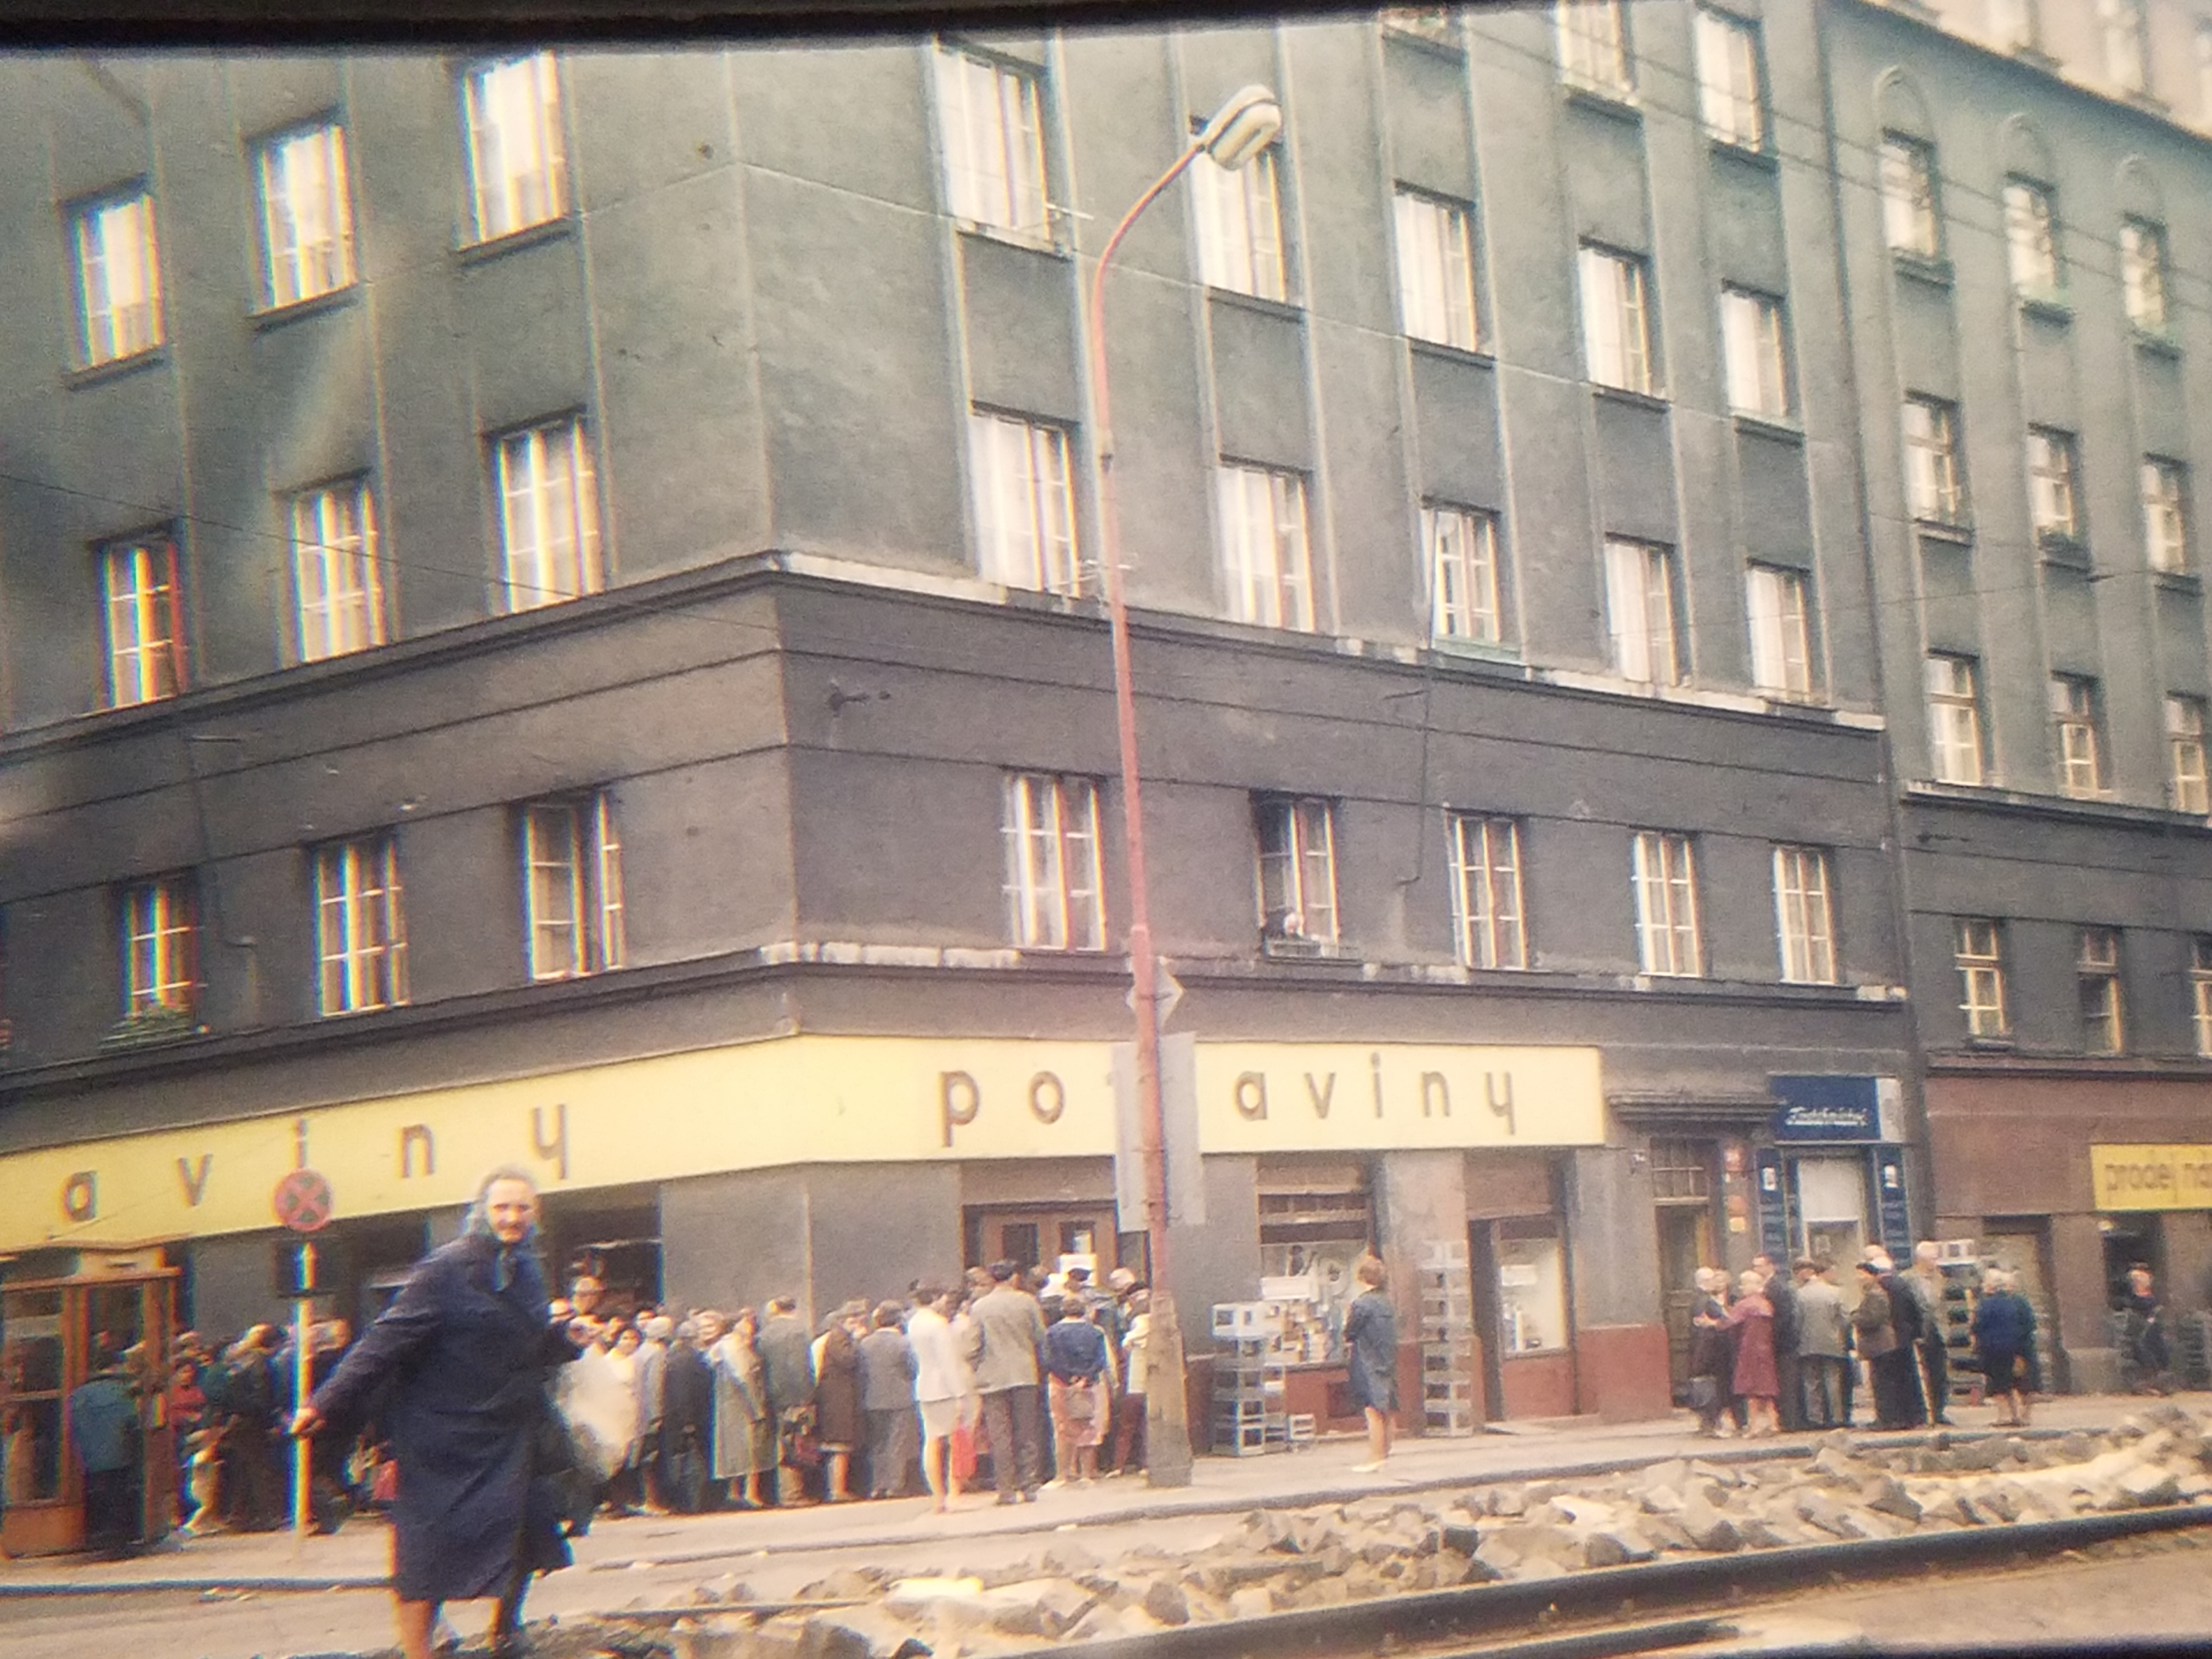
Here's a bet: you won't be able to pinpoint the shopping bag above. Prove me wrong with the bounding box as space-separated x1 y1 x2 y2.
952 1419 978 1482
553 1344 637 1485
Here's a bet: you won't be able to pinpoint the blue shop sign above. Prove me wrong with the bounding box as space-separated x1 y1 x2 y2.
1769 1075 1884 1143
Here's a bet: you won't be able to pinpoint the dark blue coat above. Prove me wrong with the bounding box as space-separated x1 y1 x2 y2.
1344 1289 1398 1413
312 1233 577 1604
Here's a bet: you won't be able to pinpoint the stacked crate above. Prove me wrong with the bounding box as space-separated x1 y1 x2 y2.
1419 1241 1477 1437
1211 1301 1288 1455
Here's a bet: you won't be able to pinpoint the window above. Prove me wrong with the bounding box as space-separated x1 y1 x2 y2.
969 410 1079 595
1216 464 1314 631
2199 21 2212 120
1394 189 1479 351
1256 797 1338 950
1449 814 1526 969
1720 287 1790 419
291 480 387 662
121 875 197 1017
70 190 163 366
933 45 1050 241
2122 218 2169 330
1989 0 2038 50
1190 141 1286 302
256 122 354 308
1578 244 1656 394
315 834 406 1015
1002 773 1103 952
1694 9 1765 150
2143 458 2191 573
495 417 601 610
1556 0 1633 94
522 793 625 981
2079 927 2124 1053
1426 505 1502 644
101 537 184 708
1926 653 1985 785
1630 830 1700 977
1772 846 1836 984
1746 565 1814 699
1649 1138 1713 1202
2100 0 2149 93
2192 937 2212 1055
1956 919 2007 1038
463 53 567 242
2169 695 2209 813
1605 538 1681 685
2050 675 2103 797
1880 136 1940 259
1382 8 1458 43
2027 427 2080 545
2002 178 2059 294
1903 396 1966 526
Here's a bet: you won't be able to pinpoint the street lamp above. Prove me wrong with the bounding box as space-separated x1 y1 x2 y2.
1088 85 1284 1489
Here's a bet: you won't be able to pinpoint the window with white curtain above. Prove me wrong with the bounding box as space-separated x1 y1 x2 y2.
71 190 163 366
1772 846 1836 984
1556 0 1633 94
291 479 387 662
1694 9 1765 150
315 834 407 1015
932 45 1051 242
1630 830 1701 977
494 417 602 610
1449 814 1526 969
1746 565 1814 699
1579 244 1655 394
522 792 625 981
1255 796 1338 949
1926 654 1985 785
1191 143 1287 302
2168 695 2209 814
1002 773 1104 951
1393 189 1479 351
1425 505 1502 644
1604 538 1680 685
1216 463 1314 631
969 409 1079 595
256 122 355 308
1720 286 1789 418
2002 177 2059 294
462 53 567 242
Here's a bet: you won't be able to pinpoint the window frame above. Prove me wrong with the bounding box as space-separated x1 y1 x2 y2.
1926 653 1986 786
2100 0 2150 93
290 477 388 663
1604 537 1682 686
1746 563 1815 700
100 534 186 709
2168 693 2209 814
1448 813 1527 970
1880 134 1942 260
461 52 569 245
969 408 1081 596
1190 139 1289 303
2143 456 2191 573
1772 844 1837 985
1002 772 1106 953
2122 217 2169 331
1555 0 1634 96
2001 176 2061 296
1719 285 1791 420
69 187 164 369
1255 795 1340 951
1425 503 1503 645
1693 8 1767 152
2192 935 2212 1056
2026 426 2081 547
253 119 356 311
1956 918 2008 1039
1578 242 1657 396
932 42 1054 245
1903 395 1968 528
1629 829 1702 978
1216 462 1315 632
493 415 603 611
120 872 199 1019
1393 187 1480 352
521 792 625 982
2078 926 2124 1054
314 833 407 1016
2050 674 2104 797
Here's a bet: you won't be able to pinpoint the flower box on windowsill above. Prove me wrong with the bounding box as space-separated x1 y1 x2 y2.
98 1005 206 1052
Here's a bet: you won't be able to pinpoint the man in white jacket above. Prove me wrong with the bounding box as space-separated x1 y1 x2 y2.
906 1286 968 1512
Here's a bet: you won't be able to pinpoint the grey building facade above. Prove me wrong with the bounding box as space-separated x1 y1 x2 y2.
0 9 1929 1452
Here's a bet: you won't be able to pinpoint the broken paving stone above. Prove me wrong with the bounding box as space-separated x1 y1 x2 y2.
2113 1464 2183 1509
1141 1579 1190 1628
1861 1475 1923 1523
1488 1486 1528 1517
1582 1527 1658 1568
1440 1521 1482 1555
1640 1485 1685 1515
1228 1587 1274 1621
1731 1517 1791 1549
1809 1445 1865 1484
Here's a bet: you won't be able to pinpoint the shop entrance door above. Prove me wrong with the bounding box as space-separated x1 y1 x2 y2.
1655 1205 1714 1398
965 1209 1120 1278
1795 1156 1872 1299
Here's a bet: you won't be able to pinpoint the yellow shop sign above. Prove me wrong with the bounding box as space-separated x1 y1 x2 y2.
2090 1144 2212 1212
0 1034 1602 1253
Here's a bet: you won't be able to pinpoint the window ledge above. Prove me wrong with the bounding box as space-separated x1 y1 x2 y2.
1732 411 1803 443
2133 326 2182 361
455 214 575 265
1260 935 1357 964
1429 634 1520 665
1709 138 1777 171
955 220 1069 260
2017 290 2072 324
1380 20 1465 59
63 346 168 391
1408 336 1494 370
251 284 358 332
1207 286 1306 324
2037 533 2090 571
1914 517 1974 545
1561 81 1642 124
1892 251 1954 289
2154 568 2202 596
1905 777 2212 832
1593 383 1670 414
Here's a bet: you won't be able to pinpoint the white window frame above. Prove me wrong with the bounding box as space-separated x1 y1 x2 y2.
2144 457 2191 573
1880 135 1940 259
1216 463 1314 632
1393 189 1479 351
1556 0 1633 95
2050 675 2103 797
256 121 355 309
2192 936 2212 1056
101 537 184 708
2002 177 2059 295
1746 564 1814 699
1449 814 1527 970
495 417 602 610
932 44 1052 243
1630 830 1701 977
1426 504 1502 644
1694 9 1765 150
291 479 387 662
2168 694 2209 814
121 874 196 1017
1772 845 1836 985
1002 773 1105 952
2100 0 2149 93
522 793 625 981
1926 653 1985 785
2123 218 2169 330
969 409 1080 596
1956 918 2007 1038
2027 427 2080 544
1903 396 1966 526
1578 243 1656 394
1720 286 1789 419
2079 927 2124 1054
1604 537 1680 685
71 190 163 368
462 52 567 244
1256 796 1339 949
1191 142 1287 303
315 834 407 1015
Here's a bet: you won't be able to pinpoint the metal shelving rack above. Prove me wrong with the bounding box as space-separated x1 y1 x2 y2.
1419 1240 1477 1437
1211 1301 1289 1455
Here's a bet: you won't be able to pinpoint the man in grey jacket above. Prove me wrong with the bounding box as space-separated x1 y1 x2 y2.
754 1296 816 1504
970 1261 1049 1504
1792 1257 1849 1429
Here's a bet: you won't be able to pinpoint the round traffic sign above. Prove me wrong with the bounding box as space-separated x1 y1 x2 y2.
273 1167 335 1233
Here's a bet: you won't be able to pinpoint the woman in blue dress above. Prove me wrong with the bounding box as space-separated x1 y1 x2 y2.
1342 1254 1398 1473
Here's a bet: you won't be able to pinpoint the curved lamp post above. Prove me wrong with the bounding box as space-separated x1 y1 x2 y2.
1088 85 1284 1489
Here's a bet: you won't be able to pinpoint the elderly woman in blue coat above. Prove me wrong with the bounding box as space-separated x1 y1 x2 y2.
294 1166 585 1659
1344 1254 1398 1474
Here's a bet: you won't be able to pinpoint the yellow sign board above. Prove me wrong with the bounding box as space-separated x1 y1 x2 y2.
2090 1144 2212 1212
0 1034 1603 1254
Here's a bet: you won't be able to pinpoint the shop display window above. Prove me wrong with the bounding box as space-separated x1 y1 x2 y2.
1 1289 65 1505
1496 1219 1569 1355
1258 1188 1373 1364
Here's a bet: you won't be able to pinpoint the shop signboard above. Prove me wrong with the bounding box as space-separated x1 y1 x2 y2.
1769 1075 1884 1142
2090 1144 2212 1212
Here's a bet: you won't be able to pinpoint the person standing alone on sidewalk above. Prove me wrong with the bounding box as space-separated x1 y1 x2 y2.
971 1261 1048 1504
1345 1255 1397 1473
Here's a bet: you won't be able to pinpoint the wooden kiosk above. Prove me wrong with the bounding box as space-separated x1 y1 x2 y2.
1 1245 179 1558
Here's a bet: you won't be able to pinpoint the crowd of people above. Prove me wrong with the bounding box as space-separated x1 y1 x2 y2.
1684 1244 2045 1437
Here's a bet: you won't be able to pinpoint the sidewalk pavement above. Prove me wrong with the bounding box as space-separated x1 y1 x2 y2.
2 1392 2191 1596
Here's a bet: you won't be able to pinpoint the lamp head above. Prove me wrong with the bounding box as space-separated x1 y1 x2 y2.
1198 85 1283 171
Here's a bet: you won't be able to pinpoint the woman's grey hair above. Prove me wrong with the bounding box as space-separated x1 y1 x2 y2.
461 1164 543 1239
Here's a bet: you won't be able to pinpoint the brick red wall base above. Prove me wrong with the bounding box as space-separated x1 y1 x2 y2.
1500 1351 1576 1418
1574 1322 1675 1421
